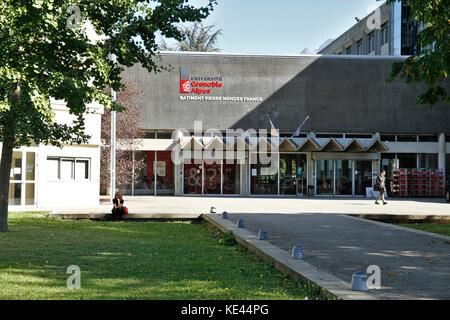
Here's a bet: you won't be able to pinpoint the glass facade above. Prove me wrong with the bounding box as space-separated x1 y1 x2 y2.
223 161 240 195
316 160 372 197
183 162 203 195
418 154 438 169
335 160 352 196
397 153 417 169
446 154 450 178
316 160 334 195
354 161 372 196
204 162 221 195
113 148 445 199
279 154 307 196
250 153 279 195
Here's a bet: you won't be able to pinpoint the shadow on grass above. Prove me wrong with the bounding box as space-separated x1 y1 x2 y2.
0 214 325 300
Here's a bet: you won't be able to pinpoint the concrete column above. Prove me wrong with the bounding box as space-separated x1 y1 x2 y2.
438 133 446 173
175 162 183 196
307 153 315 196
241 154 250 196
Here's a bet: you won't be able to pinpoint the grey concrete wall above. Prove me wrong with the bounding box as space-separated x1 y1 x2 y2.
121 52 450 134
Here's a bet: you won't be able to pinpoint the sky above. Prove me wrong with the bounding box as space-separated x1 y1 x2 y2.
165 0 386 54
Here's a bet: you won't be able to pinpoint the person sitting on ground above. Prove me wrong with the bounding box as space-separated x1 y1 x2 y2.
111 192 126 218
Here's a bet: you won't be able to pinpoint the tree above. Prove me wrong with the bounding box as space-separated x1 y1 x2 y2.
0 0 216 232
384 0 450 105
100 83 145 195
177 22 223 52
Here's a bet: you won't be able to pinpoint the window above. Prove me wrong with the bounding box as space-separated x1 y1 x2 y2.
316 134 344 139
418 135 438 142
356 40 363 55
47 157 90 181
345 46 352 54
345 134 372 139
397 153 417 169
47 158 60 180
381 23 389 45
75 159 90 181
397 135 417 142
418 154 438 169
156 131 173 139
380 135 396 142
368 32 375 52
61 159 74 180
446 154 450 178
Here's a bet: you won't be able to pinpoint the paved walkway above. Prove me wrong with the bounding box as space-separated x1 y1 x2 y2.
226 213 450 300
43 196 450 217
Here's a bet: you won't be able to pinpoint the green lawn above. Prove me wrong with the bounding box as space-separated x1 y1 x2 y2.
0 213 327 300
400 223 450 237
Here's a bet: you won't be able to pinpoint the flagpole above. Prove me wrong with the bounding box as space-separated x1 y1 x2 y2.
110 54 117 201
291 115 310 138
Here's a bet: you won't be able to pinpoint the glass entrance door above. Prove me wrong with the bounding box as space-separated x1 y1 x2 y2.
354 161 373 196
9 151 36 206
316 160 334 195
316 159 372 197
335 160 352 195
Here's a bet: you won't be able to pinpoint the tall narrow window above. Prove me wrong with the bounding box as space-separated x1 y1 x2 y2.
368 32 375 52
356 40 363 55
381 23 389 45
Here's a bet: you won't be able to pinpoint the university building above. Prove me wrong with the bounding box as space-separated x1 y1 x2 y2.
117 52 450 198
319 1 419 56
3 51 449 209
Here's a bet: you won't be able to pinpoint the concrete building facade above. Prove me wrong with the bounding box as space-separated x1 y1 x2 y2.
319 1 419 56
118 52 450 198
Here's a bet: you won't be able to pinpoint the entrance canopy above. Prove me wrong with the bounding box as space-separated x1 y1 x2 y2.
177 136 389 153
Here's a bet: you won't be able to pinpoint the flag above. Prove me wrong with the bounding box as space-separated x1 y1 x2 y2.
292 115 310 137
266 114 279 137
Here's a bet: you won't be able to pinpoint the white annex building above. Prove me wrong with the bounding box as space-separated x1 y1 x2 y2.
2 99 103 210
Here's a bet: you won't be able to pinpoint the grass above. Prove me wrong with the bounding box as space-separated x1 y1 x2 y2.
0 212 327 300
399 223 450 237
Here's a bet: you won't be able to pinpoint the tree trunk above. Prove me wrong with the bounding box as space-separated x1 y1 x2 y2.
0 87 20 232
0 134 14 233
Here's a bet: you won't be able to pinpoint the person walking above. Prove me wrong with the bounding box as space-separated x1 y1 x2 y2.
375 170 388 205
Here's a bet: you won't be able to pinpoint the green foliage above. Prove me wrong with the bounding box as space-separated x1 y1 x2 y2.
0 0 217 147
175 22 223 52
384 0 450 106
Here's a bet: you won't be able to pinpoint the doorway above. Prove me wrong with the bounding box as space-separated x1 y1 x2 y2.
315 159 373 197
354 160 373 196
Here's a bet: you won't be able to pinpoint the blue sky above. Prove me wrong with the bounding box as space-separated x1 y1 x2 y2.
170 0 385 54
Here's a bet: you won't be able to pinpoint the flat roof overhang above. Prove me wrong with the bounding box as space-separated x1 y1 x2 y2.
121 136 389 153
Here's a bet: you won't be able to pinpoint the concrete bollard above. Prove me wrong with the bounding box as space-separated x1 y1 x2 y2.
222 211 229 219
257 229 269 240
351 272 369 291
291 245 304 259
236 219 245 229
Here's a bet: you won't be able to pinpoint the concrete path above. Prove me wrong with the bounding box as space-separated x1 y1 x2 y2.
226 213 450 300
40 196 450 217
